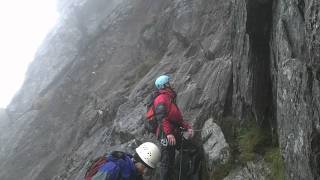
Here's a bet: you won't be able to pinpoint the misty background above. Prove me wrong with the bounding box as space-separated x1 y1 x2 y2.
0 0 59 108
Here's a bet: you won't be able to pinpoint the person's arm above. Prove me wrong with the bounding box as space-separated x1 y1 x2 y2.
180 120 191 130
161 111 177 145
176 117 193 138
154 96 176 145
162 117 173 135
155 103 172 135
155 103 167 123
155 93 176 134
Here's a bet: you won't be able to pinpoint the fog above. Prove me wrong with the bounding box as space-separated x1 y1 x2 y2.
0 0 59 108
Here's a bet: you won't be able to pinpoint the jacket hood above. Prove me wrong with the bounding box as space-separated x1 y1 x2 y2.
159 88 177 99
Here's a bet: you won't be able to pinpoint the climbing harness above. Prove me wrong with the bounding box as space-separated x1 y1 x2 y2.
160 138 168 146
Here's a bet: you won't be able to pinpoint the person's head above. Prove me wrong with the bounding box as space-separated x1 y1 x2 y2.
134 142 161 175
155 75 171 90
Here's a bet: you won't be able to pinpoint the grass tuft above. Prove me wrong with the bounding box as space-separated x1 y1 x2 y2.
238 122 269 162
264 148 285 180
209 117 285 180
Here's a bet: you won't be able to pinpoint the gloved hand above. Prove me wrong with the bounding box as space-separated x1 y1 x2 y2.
166 134 176 145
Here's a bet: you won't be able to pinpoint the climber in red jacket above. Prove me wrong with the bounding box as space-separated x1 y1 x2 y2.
153 75 194 180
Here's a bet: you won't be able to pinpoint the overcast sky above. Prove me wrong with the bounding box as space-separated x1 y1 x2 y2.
0 0 59 108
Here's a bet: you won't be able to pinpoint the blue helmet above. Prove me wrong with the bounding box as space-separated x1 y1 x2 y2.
155 75 171 89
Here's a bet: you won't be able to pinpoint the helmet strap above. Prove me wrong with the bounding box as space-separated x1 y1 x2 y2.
133 153 153 169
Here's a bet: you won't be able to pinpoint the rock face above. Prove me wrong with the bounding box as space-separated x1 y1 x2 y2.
0 109 10 157
0 0 318 179
201 118 230 171
271 0 320 179
223 160 271 180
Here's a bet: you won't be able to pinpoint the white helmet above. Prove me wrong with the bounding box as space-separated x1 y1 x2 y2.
135 142 161 168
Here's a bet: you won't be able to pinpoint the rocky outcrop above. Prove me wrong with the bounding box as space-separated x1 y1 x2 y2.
0 0 318 179
271 0 320 179
0 109 9 157
201 118 230 172
223 160 271 180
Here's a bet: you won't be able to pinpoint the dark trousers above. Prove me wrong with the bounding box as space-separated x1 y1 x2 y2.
160 144 176 180
159 138 201 180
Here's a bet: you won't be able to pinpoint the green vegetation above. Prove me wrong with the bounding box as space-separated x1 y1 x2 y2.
211 161 233 180
237 120 285 180
238 122 269 162
213 117 285 180
264 148 285 180
205 117 239 180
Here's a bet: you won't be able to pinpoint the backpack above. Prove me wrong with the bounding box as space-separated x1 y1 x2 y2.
144 91 160 133
85 151 137 180
85 156 107 180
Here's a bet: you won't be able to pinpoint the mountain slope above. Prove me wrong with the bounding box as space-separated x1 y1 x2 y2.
0 0 319 179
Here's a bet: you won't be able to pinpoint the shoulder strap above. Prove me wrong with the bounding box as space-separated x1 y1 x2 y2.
146 90 160 107
110 151 126 160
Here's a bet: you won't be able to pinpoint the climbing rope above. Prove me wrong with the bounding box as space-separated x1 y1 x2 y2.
103 125 115 144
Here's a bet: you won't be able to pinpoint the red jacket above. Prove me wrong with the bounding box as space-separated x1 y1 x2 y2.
153 88 191 137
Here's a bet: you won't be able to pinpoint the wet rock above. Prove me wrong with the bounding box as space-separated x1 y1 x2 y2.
0 0 318 179
271 0 320 179
223 160 271 180
201 118 230 171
